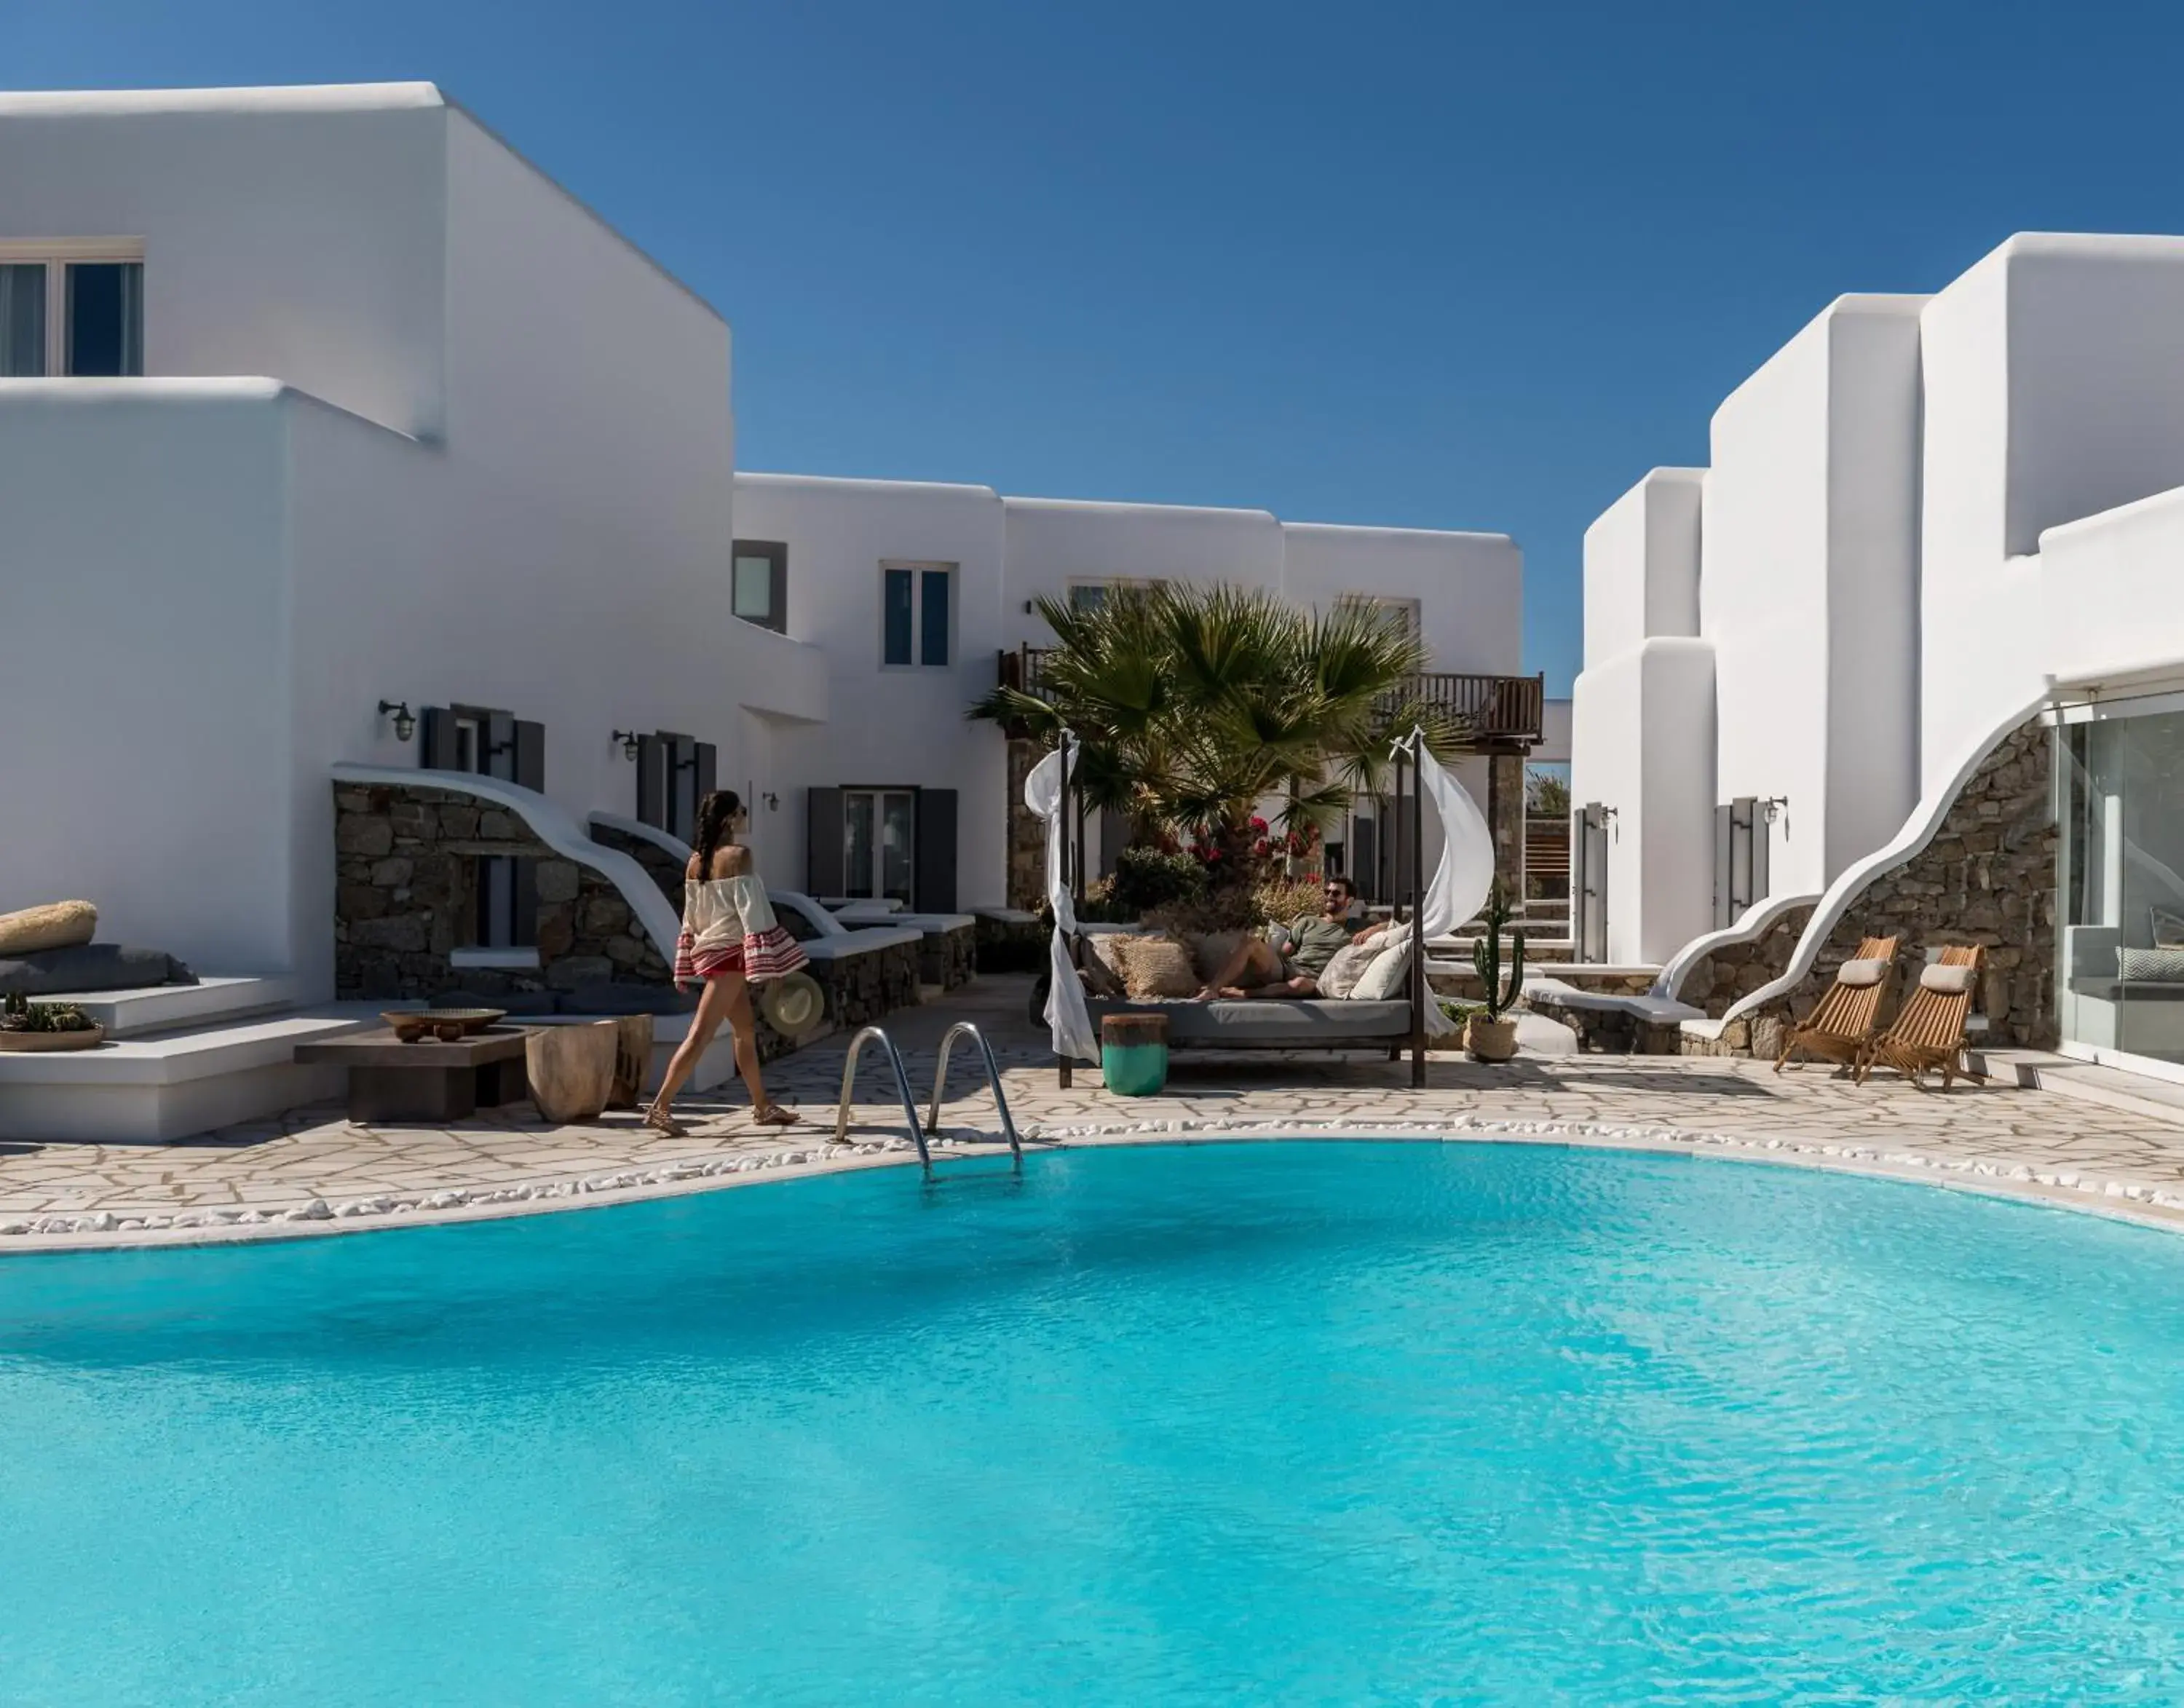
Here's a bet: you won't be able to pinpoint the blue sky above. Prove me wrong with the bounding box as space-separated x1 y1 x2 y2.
16 0 2184 691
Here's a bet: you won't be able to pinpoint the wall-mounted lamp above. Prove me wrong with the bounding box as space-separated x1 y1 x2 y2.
378 700 416 743
1762 796 1789 825
612 730 642 762
763 791 780 813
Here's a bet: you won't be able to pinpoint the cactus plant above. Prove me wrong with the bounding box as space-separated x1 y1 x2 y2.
1470 882 1527 1022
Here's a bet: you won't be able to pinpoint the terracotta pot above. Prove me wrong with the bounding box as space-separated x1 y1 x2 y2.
0 1022 105 1053
607 1013 656 1109
525 1022 618 1123
1463 1015 1518 1063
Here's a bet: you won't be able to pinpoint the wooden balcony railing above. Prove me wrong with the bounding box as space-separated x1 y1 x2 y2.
996 648 1546 748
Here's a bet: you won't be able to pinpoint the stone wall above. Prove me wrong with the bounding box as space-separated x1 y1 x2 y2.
1487 754 1526 900
1005 738 1047 912
822 941 925 1029
589 821 686 912
1670 903 1818 1019
921 923 978 990
1679 716 2057 1056
976 911 1048 973
335 783 670 1001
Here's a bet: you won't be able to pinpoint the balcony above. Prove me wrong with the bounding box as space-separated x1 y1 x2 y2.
994 647 1546 750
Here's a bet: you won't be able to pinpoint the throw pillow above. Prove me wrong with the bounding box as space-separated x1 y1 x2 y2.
1350 930 1414 1003
1078 945 1125 999
1111 935 1198 1000
2151 906 2184 951
1918 961 1977 995
1835 957 1888 988
2118 946 2184 983
0 900 96 957
1318 937 1382 1000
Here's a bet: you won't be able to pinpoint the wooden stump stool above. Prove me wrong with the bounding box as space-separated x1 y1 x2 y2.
608 1014 656 1109
526 1022 619 1124
1101 1012 1170 1097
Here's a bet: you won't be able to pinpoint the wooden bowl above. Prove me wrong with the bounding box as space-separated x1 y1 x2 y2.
431 1008 507 1036
384 1008 506 1043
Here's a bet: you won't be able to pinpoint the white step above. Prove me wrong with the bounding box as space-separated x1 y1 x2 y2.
0 1011 368 1143
44 975 297 1040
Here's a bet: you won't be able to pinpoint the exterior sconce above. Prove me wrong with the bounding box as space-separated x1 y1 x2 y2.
1762 796 1789 824
378 700 416 743
763 791 780 812
612 730 642 762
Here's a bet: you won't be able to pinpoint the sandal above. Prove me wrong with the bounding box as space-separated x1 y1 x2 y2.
751 1102 799 1127
642 1101 687 1138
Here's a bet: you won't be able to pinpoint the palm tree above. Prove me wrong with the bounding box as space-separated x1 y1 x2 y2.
972 583 1465 892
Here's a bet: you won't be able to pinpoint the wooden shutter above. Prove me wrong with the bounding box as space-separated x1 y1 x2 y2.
513 720 545 794
695 741 717 805
483 711 515 781
421 706 460 770
807 787 844 896
636 735 668 829
915 788 958 912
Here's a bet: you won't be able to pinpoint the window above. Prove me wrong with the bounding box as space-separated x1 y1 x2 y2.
0 242 143 376
730 539 788 634
881 562 954 667
1067 577 1166 614
1337 594 1422 641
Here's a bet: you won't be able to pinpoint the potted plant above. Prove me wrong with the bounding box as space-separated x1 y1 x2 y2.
1465 883 1525 1063
0 992 106 1052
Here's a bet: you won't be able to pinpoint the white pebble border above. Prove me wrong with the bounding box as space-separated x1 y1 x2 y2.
4 1115 2184 1252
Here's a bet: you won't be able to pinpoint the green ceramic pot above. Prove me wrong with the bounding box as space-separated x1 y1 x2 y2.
1101 1040 1169 1096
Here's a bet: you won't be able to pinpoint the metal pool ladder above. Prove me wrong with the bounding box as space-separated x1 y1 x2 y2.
831 1023 1021 1164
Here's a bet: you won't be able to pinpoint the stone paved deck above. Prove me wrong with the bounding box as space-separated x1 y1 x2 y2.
7 976 2184 1251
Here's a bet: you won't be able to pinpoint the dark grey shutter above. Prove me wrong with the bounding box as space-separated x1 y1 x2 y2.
513 721 545 794
421 706 460 770
636 735 668 829
668 735 697 838
695 742 717 804
915 788 958 912
769 554 788 636
485 711 516 781
807 787 844 896
1353 816 1377 901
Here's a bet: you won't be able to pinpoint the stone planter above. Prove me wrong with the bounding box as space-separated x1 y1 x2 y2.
526 1023 617 1123
0 1023 105 1053
1463 1015 1518 1062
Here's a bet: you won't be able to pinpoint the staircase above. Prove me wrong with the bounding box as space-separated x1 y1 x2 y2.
0 977 369 1143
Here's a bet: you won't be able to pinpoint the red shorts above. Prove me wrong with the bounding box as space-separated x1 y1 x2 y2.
689 942 745 980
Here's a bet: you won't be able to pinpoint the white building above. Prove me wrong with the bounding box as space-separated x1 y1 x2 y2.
0 82 1532 1133
1570 232 2184 1085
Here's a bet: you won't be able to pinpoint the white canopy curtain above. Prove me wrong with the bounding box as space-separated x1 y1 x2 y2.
1389 730 1499 1039
1026 735 1100 1063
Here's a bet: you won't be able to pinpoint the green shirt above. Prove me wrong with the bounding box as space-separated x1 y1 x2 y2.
1282 914 1353 977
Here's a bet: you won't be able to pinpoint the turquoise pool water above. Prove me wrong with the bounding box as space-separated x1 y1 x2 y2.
4 1141 2183 1703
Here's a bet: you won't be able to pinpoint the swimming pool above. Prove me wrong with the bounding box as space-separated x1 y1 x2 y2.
4 1139 2182 1703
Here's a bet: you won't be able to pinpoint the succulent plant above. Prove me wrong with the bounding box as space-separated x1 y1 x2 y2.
1 992 95 1033
1469 882 1527 1024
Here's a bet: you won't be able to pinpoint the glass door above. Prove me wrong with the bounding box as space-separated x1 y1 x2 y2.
2057 706 2184 1074
842 789 917 905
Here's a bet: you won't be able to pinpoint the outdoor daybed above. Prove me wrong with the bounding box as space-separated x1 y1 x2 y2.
1083 995 1417 1048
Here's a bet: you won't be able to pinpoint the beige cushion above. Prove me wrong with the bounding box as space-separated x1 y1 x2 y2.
0 901 97 957
1110 935 1199 1000
1317 936 1382 1000
1835 957 1887 988
1349 930 1413 1003
1919 961 1977 995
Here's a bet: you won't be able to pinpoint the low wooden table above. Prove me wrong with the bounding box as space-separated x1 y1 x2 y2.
296 1026 534 1123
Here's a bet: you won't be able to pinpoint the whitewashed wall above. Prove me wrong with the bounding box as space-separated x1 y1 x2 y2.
732 475 1010 908
0 87 826 995
0 85 448 437
1704 295 1923 895
1580 467 1703 667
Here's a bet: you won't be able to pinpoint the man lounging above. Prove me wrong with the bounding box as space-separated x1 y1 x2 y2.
1198 876 1388 999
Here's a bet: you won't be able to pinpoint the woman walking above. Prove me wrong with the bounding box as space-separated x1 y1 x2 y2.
645 790 799 1136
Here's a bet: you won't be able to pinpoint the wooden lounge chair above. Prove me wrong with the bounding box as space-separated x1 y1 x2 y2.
1775 936 1899 1073
1856 944 1985 1089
